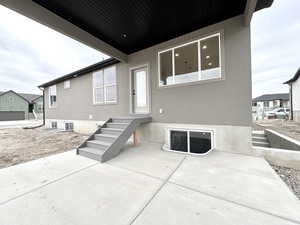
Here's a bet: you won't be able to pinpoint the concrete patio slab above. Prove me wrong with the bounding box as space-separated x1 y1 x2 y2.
108 142 184 179
0 150 97 204
132 183 298 225
170 151 300 223
1 142 300 225
0 162 162 225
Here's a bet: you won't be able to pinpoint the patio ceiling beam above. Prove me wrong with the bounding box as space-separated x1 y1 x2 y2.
0 0 128 62
244 0 258 26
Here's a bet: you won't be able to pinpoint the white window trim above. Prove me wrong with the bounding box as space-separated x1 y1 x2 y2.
165 128 215 156
64 80 71 89
48 85 57 108
93 66 118 105
158 32 223 88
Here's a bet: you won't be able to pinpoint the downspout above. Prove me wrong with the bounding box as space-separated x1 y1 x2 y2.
38 87 45 126
290 84 293 120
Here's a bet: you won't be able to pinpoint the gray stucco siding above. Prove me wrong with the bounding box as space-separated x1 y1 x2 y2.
44 16 251 127
45 63 130 121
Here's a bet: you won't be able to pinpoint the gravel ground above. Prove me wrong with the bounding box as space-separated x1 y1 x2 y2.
0 128 88 169
254 119 300 141
271 164 300 200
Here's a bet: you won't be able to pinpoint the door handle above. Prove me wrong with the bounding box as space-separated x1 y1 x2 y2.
132 89 136 95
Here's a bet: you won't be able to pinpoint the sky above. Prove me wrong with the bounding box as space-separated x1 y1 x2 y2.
0 5 108 95
0 1 299 96
251 0 300 97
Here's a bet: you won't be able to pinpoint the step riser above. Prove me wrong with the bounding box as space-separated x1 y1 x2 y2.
101 130 122 135
86 142 108 150
78 150 102 161
252 133 266 138
112 119 133 123
252 137 268 142
253 142 270 147
106 124 128 129
94 135 116 143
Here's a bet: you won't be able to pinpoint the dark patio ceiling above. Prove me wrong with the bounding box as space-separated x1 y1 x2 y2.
33 0 273 54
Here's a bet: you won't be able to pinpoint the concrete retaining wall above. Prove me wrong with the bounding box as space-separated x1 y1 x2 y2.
294 111 300 123
254 146 300 170
265 129 300 151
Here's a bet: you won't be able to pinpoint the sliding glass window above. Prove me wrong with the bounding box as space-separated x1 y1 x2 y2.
158 33 221 87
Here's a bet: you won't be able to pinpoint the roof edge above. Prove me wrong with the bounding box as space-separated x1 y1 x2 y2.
38 58 120 88
284 68 300 84
0 90 32 103
255 0 274 11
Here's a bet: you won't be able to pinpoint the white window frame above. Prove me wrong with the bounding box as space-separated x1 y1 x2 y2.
93 66 117 105
48 85 57 108
64 80 71 89
158 32 222 87
166 128 215 156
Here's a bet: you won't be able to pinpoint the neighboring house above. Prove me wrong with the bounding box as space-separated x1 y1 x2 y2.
252 93 289 110
4 1 273 157
0 90 43 121
284 68 300 122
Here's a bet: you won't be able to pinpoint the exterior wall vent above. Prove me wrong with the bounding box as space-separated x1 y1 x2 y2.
51 121 57 129
64 122 74 131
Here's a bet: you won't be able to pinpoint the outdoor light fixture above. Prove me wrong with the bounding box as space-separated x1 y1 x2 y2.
208 62 212 66
202 45 207 49
206 55 210 59
122 34 127 38
175 53 180 57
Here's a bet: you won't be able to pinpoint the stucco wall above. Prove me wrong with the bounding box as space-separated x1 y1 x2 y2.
292 79 300 122
0 92 29 119
45 15 252 127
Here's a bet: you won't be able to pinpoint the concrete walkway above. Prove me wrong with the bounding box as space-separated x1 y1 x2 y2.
0 120 42 129
1 143 300 225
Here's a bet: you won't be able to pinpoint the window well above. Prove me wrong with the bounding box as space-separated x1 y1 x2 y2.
169 129 213 155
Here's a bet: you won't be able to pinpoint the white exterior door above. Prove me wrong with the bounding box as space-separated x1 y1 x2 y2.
132 66 150 114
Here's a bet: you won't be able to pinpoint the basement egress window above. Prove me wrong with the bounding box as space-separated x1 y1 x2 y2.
159 33 221 86
169 129 214 155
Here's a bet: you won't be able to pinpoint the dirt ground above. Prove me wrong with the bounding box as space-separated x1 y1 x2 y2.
253 119 300 141
270 164 300 200
0 128 88 169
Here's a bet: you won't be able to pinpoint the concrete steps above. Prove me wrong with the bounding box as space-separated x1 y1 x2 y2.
77 147 106 161
252 130 270 148
94 133 118 142
77 117 152 162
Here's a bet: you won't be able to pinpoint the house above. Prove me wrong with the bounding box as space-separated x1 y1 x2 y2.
0 90 43 121
3 0 273 160
284 68 300 122
252 93 289 109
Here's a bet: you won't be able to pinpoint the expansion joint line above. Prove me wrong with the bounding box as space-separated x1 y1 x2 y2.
128 156 186 225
